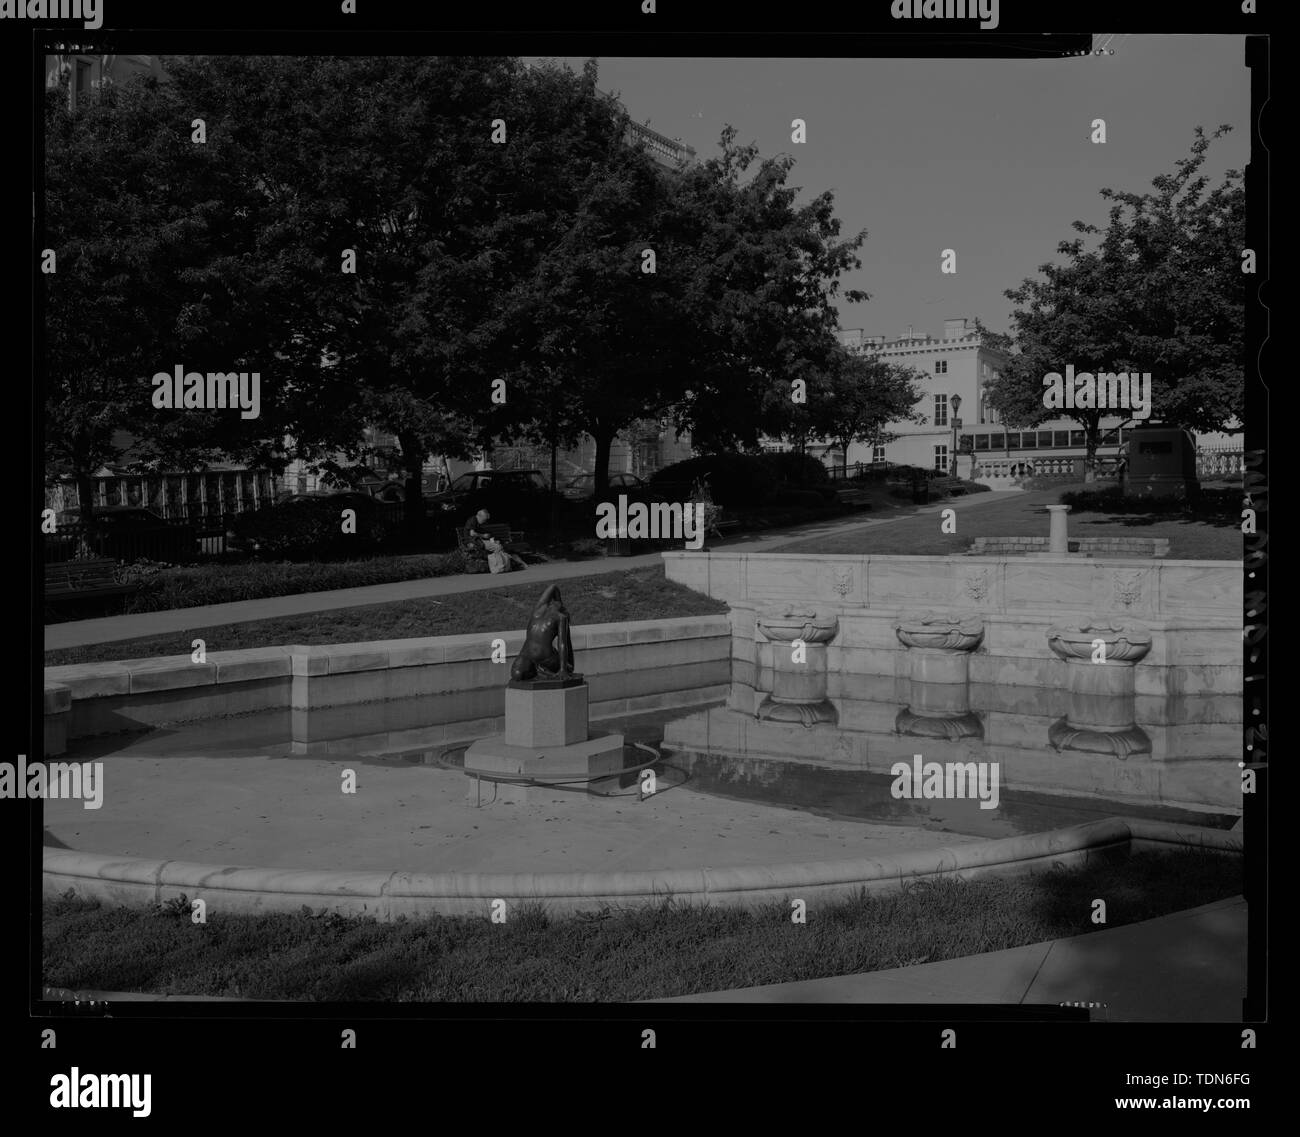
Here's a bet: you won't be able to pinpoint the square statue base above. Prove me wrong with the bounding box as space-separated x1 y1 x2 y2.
464 732 626 806
504 681 589 748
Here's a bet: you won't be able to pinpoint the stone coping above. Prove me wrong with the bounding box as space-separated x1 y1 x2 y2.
662 551 1232 568
43 817 1240 919
44 614 729 699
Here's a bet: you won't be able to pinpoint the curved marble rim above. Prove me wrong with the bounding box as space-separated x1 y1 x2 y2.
43 817 1240 918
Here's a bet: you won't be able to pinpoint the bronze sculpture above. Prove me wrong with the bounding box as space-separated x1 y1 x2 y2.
510 584 578 684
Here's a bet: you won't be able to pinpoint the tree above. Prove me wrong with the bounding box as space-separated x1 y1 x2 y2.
806 348 926 475
502 115 870 495
984 127 1245 481
159 55 553 527
44 75 273 523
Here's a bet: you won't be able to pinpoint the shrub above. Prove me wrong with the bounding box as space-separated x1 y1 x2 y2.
769 488 827 508
231 496 396 559
649 454 778 507
756 451 830 487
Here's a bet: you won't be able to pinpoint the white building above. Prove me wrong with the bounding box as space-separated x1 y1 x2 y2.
830 318 1134 478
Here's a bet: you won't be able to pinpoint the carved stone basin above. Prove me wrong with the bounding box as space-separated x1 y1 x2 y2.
1047 621 1153 665
756 607 839 644
895 612 985 653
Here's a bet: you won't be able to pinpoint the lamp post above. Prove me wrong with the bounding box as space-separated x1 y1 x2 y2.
950 394 962 479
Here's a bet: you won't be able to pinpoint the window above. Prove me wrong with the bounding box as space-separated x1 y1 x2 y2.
1039 430 1055 449
934 360 948 375
990 432 1005 451
975 434 990 451
934 393 949 427
1053 431 1071 448
1070 430 1086 448
958 434 973 453
871 444 885 464
1004 432 1020 449
934 445 949 473
1021 431 1038 449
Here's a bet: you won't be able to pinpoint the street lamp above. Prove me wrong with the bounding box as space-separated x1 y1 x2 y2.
950 393 962 478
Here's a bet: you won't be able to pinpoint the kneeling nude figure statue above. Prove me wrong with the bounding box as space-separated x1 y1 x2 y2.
510 584 576 682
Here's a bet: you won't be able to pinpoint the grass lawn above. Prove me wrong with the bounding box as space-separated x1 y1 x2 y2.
44 566 728 668
773 487 1241 560
42 847 1241 1002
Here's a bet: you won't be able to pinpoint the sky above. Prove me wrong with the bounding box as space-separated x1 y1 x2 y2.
542 37 1250 339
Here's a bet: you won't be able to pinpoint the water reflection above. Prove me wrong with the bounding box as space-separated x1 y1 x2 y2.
662 673 1240 833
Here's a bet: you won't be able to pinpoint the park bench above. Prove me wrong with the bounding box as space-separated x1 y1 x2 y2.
44 558 139 610
457 523 529 572
458 522 523 548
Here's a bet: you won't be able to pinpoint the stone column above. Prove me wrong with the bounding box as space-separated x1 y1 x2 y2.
1046 504 1071 553
1047 621 1152 757
894 612 985 739
754 607 839 726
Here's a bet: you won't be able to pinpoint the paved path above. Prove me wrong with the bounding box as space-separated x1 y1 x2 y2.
652 896 1246 1021
44 491 1022 650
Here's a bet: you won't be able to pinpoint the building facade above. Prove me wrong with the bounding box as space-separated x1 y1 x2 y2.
45 50 165 109
829 318 1137 478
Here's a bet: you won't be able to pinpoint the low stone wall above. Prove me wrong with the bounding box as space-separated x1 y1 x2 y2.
43 817 1239 919
43 615 730 751
968 536 1171 558
663 552 1241 697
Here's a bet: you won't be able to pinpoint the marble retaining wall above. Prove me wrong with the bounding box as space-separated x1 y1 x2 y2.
663 552 1241 697
43 615 730 752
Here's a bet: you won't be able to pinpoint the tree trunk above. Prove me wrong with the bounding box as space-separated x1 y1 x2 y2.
549 432 559 542
592 427 613 499
1083 419 1098 483
74 468 97 558
397 431 426 530
75 470 96 527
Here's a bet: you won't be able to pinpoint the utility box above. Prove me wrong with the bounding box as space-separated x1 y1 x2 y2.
1122 425 1200 500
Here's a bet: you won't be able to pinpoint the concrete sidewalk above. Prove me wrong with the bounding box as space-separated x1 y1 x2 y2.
652 897 1246 1020
44 490 1020 651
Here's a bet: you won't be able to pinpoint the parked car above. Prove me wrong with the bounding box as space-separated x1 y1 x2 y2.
560 471 653 501
425 469 551 524
51 506 197 563
227 492 399 558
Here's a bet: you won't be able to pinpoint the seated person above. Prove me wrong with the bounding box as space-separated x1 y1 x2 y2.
466 509 526 573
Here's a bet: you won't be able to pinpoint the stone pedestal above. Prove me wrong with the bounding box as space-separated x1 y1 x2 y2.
469 676 627 804
894 615 985 740
504 678 588 747
754 606 839 727
1047 621 1153 757
464 732 627 805
1046 505 1071 554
